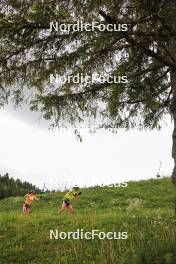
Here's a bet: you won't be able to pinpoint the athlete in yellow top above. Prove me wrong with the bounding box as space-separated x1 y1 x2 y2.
23 191 39 214
58 186 81 214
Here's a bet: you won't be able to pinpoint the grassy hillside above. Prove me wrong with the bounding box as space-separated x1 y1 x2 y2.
0 178 176 264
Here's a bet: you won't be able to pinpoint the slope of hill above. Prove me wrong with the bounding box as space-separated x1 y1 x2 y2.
0 178 176 264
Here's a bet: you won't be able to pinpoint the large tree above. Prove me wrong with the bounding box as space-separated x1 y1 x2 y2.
0 0 176 183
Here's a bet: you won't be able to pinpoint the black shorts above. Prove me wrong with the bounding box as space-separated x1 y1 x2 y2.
23 203 30 209
62 199 70 206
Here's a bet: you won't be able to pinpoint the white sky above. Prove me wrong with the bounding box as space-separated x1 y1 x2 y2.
0 107 173 190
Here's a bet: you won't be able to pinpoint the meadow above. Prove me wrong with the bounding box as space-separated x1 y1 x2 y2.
0 177 176 264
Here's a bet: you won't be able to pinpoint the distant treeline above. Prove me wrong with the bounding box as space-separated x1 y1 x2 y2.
0 173 42 200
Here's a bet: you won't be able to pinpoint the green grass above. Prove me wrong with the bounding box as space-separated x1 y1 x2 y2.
0 177 176 264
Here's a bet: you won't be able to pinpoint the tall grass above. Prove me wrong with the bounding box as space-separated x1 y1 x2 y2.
0 178 176 264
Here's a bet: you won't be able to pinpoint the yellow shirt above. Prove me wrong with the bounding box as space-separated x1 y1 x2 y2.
64 191 78 201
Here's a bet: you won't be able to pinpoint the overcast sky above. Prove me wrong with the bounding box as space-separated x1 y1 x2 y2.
0 106 173 190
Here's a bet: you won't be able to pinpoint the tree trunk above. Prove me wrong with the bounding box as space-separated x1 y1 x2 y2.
169 4 176 186
171 70 176 186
